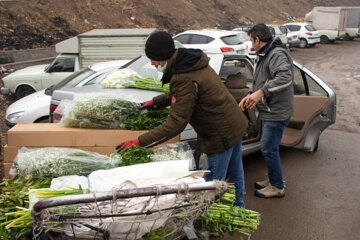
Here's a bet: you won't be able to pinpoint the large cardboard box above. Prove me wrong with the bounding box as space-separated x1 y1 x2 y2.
5 123 180 163
2 162 13 180
7 123 159 147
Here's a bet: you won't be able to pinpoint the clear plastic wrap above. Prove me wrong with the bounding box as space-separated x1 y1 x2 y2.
12 147 122 178
101 68 169 92
151 142 197 170
100 69 140 89
60 93 141 128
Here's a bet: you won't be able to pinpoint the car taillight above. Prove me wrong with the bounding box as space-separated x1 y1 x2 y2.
288 37 292 41
50 104 57 113
220 47 234 52
305 32 313 36
250 47 255 51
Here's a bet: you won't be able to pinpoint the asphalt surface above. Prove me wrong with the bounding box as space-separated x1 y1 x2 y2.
220 40 360 240
233 129 360 240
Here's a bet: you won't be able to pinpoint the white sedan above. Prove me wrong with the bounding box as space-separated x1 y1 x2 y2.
5 60 130 127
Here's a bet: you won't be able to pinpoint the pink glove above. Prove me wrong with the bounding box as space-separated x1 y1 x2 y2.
116 138 140 152
140 100 154 109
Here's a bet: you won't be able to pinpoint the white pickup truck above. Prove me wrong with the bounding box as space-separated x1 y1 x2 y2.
1 28 155 98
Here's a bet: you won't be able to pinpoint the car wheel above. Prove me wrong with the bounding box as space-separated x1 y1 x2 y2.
35 116 50 123
320 35 330 44
15 85 35 99
299 38 307 48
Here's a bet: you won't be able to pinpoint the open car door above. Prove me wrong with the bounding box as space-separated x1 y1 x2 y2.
280 61 336 151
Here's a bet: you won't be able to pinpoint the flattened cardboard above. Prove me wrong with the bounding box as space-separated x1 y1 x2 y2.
7 123 179 147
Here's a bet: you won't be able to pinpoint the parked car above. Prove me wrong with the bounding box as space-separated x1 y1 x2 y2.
51 53 336 154
268 25 301 48
284 23 320 48
173 29 247 55
232 30 256 55
4 60 130 127
267 25 289 45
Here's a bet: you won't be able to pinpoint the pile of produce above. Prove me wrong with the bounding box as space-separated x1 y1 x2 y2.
60 93 170 130
124 109 169 130
197 185 261 238
0 177 52 239
101 69 169 92
61 94 141 129
13 147 120 178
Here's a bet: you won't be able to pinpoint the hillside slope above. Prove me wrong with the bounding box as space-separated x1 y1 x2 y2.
0 0 359 50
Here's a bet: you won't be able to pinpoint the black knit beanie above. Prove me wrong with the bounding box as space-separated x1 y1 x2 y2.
145 31 176 61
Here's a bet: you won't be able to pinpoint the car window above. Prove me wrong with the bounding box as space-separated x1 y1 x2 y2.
293 66 307 95
189 34 214 44
287 25 301 32
305 25 317 31
304 73 327 96
293 65 327 96
173 34 191 44
84 71 112 86
121 55 162 80
279 26 287 34
50 57 75 72
221 34 244 45
53 68 95 90
219 59 253 84
236 32 250 42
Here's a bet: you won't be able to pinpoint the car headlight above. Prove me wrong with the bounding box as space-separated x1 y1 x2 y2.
6 111 25 121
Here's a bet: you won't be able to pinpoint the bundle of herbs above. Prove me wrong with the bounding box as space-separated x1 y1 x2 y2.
124 109 169 130
196 185 261 238
101 69 169 92
111 145 154 167
14 147 119 178
61 94 141 129
0 176 51 239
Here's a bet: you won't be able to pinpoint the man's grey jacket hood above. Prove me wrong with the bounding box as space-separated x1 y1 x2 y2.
251 38 294 121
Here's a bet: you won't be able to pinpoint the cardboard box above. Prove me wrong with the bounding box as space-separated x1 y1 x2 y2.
2 162 13 180
7 123 179 147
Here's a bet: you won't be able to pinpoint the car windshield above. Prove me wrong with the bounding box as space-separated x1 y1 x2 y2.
221 34 244 45
120 55 163 80
305 25 317 31
50 67 95 93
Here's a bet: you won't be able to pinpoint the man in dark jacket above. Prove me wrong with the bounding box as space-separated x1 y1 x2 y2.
116 31 248 207
239 23 294 198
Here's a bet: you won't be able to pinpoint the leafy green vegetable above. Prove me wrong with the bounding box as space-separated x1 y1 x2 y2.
15 148 115 178
0 176 51 239
124 109 169 130
196 185 261 238
101 69 169 92
111 145 154 167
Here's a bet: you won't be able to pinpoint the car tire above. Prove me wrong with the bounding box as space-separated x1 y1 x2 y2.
299 38 307 48
313 138 319 152
35 116 50 123
320 35 330 44
15 85 35 99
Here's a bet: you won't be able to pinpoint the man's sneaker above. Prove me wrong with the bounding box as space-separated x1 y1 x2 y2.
255 185 285 198
254 178 270 189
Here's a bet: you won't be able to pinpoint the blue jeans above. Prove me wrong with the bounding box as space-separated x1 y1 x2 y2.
205 140 245 208
261 119 290 189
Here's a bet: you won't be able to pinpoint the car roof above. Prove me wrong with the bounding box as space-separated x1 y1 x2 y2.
88 59 131 72
176 29 240 38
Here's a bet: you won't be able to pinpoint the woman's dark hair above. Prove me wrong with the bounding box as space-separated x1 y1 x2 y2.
247 23 273 42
